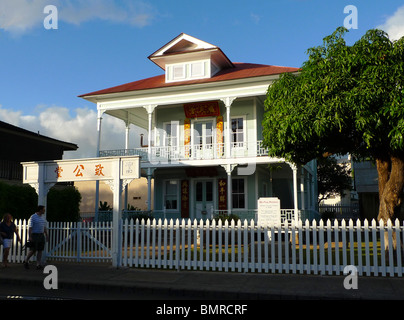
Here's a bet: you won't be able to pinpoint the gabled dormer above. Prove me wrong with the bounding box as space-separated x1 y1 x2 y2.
148 33 234 83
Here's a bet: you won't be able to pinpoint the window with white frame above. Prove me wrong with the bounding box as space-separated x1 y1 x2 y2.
231 117 244 147
164 180 178 210
173 64 186 80
164 121 179 147
190 61 204 78
166 60 210 82
232 178 246 209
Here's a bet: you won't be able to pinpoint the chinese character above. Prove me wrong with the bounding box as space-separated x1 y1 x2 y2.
73 165 84 177
95 164 105 176
55 166 63 178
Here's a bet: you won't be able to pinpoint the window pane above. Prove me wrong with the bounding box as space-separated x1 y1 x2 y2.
232 178 245 209
232 179 238 193
238 118 243 129
166 180 177 194
165 122 178 146
231 118 244 143
173 65 185 79
239 178 244 191
165 181 178 209
239 194 245 208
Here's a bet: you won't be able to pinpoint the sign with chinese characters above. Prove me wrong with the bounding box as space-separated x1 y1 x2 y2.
22 156 140 184
181 180 189 218
257 197 281 228
218 178 227 210
183 101 220 118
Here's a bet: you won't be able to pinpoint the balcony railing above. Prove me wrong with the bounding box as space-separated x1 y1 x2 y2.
99 140 270 162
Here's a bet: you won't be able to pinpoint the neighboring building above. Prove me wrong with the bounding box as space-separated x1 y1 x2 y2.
353 161 379 220
319 154 358 206
353 160 404 221
76 178 152 214
0 120 78 184
79 33 318 221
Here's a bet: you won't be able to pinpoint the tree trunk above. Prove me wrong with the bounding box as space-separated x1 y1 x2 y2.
376 155 404 253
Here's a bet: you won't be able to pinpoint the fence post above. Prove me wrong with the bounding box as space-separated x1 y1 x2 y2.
77 221 81 262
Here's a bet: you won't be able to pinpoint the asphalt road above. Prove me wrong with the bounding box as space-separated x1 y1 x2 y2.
0 282 191 300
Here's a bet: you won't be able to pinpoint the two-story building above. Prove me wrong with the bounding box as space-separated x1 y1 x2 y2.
79 33 318 222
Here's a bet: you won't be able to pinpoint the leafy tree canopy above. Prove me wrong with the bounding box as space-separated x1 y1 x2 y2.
263 27 404 165
317 156 353 204
263 27 404 226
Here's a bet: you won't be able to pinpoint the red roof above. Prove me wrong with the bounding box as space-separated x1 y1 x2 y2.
79 63 299 97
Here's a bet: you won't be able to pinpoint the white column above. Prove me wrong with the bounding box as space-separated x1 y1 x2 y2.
32 163 55 219
125 121 130 152
95 110 103 218
222 164 235 214
96 109 103 157
124 121 130 210
143 105 157 159
290 163 299 223
220 97 236 159
112 159 122 268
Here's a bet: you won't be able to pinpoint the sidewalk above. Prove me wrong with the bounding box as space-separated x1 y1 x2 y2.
0 261 404 300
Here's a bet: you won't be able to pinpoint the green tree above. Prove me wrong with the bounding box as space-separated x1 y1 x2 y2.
317 156 353 204
263 27 404 248
47 186 82 222
0 182 37 220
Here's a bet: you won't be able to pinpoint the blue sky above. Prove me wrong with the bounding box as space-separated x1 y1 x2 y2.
0 0 403 158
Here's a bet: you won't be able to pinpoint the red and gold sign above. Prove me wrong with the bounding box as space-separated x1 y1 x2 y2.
184 101 220 118
216 115 224 157
181 180 190 218
218 179 227 210
184 118 191 158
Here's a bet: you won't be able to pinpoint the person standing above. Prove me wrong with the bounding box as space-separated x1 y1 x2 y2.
0 213 21 267
23 205 49 270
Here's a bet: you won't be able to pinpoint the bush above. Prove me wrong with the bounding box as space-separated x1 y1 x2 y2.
321 210 336 221
0 182 38 220
213 213 240 224
46 186 82 222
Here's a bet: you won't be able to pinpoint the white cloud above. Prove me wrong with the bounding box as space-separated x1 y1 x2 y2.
0 0 49 34
0 105 146 159
378 5 404 41
250 13 261 25
60 0 155 27
0 0 155 34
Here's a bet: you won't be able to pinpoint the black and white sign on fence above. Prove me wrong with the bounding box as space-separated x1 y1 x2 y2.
257 197 281 228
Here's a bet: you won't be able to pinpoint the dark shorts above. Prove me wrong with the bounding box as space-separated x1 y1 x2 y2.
31 233 45 251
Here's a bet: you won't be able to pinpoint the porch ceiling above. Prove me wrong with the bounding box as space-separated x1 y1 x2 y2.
105 107 149 129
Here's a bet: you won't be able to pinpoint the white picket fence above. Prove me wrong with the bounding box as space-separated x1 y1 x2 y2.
2 218 404 277
0 220 113 264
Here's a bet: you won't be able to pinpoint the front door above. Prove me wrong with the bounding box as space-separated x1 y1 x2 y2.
193 120 214 159
195 180 214 220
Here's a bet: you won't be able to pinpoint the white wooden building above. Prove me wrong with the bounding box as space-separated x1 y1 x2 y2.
78 33 318 222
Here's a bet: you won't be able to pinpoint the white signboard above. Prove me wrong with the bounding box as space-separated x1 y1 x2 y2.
22 156 140 184
257 197 281 227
